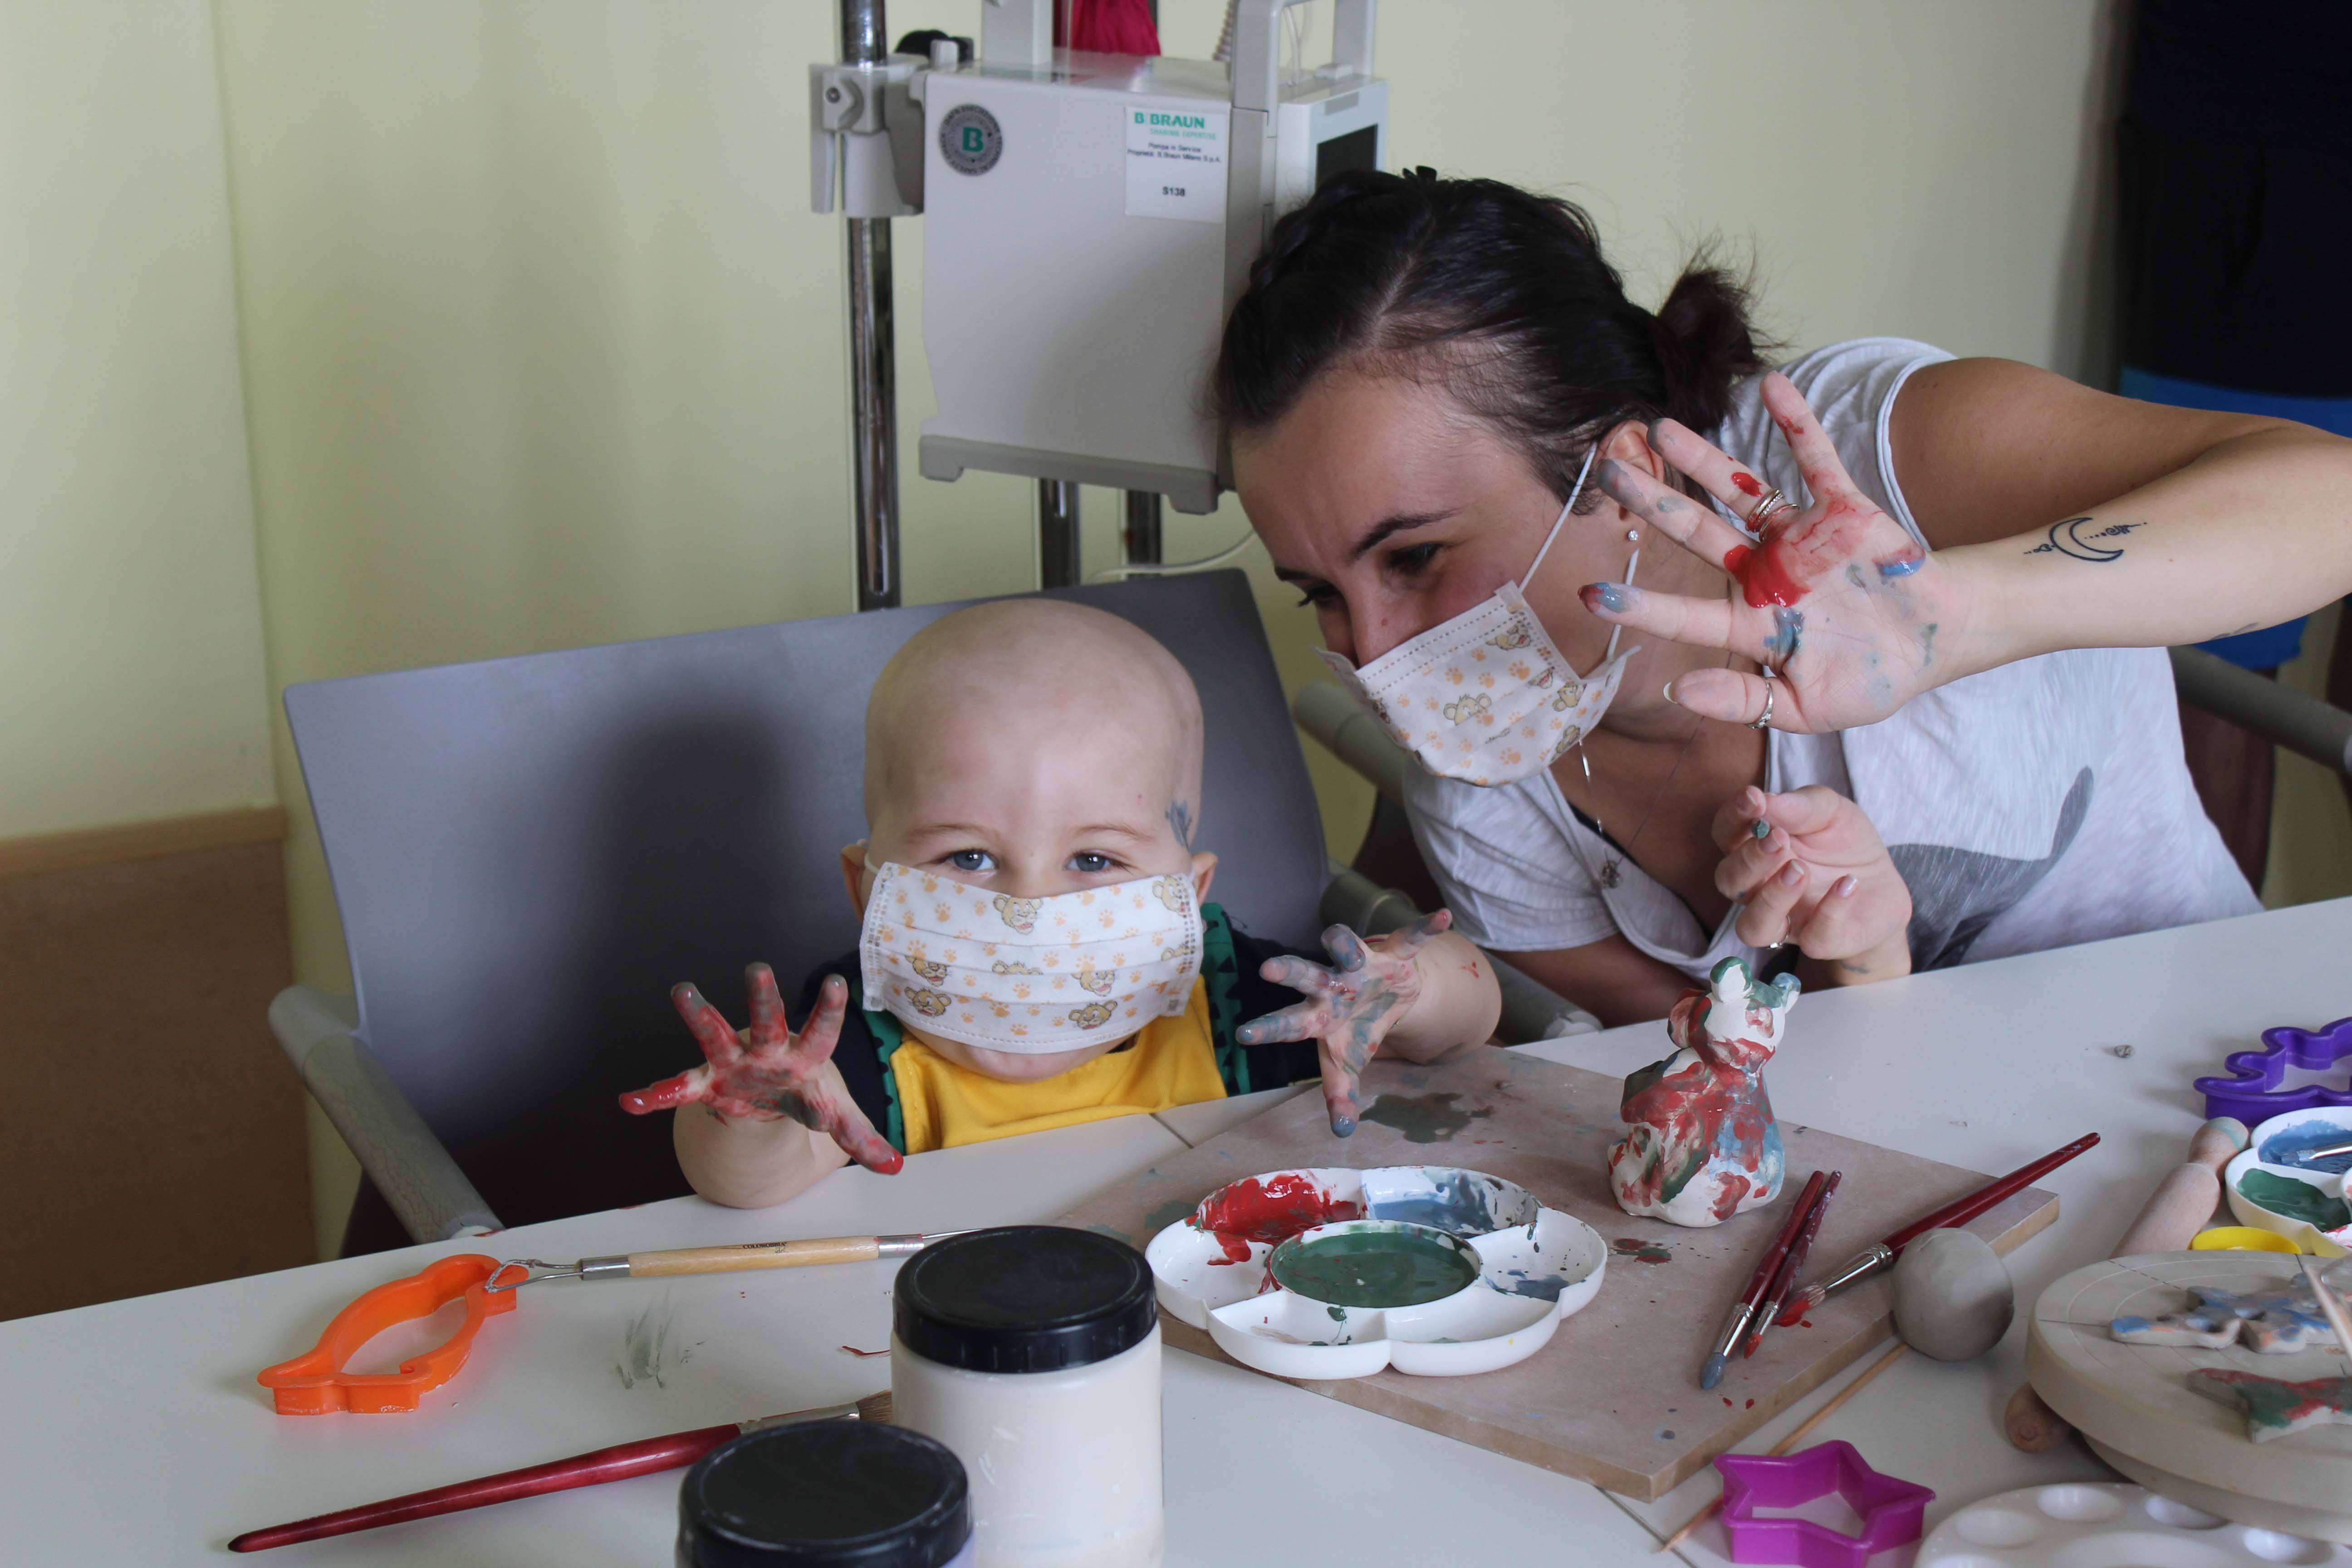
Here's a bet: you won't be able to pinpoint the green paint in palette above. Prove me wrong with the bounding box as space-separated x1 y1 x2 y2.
2240 1169 2352 1231
1270 1225 1479 1308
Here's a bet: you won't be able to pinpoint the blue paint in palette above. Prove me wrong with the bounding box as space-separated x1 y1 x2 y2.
2258 1122 2352 1174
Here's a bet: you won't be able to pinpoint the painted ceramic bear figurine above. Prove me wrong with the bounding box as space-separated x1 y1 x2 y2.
1608 956 1799 1227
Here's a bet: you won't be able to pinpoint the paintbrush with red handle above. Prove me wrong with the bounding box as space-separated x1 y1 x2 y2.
1772 1132 2100 1326
227 1391 891 1552
1699 1169 1827 1392
1743 1170 1841 1359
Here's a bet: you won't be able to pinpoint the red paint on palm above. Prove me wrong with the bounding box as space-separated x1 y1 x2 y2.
1720 502 1877 609
227 1425 740 1551
1730 472 1765 498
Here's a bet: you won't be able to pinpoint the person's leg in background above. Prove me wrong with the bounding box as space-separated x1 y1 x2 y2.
2116 0 2352 890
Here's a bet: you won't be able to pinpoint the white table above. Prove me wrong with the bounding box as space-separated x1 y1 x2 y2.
9 899 2351 1566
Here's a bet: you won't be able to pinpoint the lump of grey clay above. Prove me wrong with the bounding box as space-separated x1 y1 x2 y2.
1892 1228 2014 1362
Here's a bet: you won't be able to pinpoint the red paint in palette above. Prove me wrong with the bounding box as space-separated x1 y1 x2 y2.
1193 1172 1362 1263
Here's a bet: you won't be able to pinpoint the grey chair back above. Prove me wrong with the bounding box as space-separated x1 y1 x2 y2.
284 572 1326 1231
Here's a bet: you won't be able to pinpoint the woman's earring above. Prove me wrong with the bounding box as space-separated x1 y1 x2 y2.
1625 529 1639 542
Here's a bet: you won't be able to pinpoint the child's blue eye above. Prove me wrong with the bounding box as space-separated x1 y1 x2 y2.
946 849 995 872
1069 853 1117 874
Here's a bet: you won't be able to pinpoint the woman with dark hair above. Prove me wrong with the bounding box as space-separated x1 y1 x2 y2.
1217 169 2352 1026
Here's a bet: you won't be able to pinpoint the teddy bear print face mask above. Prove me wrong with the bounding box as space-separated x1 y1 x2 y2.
1313 445 1639 789
857 861 1205 1054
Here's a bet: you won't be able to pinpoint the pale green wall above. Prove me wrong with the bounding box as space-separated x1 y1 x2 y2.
0 1 273 838
206 0 2144 1249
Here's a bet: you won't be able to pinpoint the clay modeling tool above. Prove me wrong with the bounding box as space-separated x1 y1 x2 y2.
227 1392 892 1552
1779 1132 2099 1325
1657 1339 1911 1554
2003 1117 2247 1452
256 1254 516 1415
1745 1170 1842 1360
1701 1169 1826 1391
485 1230 972 1291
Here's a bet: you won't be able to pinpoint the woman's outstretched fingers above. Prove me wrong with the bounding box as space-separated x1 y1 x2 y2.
1648 418 1790 526
1758 372 1860 502
1666 665 1776 726
1596 457 1752 564
1580 581 1746 658
1735 859 1807 948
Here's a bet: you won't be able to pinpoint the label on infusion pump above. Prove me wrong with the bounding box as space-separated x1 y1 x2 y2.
1125 107 1227 222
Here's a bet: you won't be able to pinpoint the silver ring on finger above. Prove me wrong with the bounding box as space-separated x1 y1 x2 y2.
1746 486 1793 529
1749 672 1776 731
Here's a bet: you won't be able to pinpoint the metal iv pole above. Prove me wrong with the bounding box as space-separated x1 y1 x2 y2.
842 0 900 610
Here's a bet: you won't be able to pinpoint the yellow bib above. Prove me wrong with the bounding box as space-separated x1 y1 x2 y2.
888 979 1227 1154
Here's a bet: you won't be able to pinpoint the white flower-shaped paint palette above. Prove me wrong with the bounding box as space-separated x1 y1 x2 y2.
1143 1165 1606 1380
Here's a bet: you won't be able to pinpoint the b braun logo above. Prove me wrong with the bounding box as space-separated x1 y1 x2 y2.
938 104 1003 175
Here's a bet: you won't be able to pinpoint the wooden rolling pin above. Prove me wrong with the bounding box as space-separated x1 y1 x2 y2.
2002 1117 2248 1451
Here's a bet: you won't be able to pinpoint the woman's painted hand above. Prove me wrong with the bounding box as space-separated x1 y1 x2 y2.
1581 372 1978 732
1713 786 1913 982
1236 911 1451 1137
619 965 904 1174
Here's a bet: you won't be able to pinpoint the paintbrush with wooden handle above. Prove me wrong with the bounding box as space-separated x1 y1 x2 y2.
2002 1116 2248 1452
228 1391 892 1551
486 1230 972 1292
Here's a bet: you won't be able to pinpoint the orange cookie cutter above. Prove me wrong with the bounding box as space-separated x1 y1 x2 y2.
258 1253 520 1414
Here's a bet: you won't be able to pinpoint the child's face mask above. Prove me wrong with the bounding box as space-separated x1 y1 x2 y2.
1314 445 1638 789
858 861 1205 1054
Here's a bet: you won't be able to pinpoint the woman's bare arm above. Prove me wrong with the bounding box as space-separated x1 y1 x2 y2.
1582 365 2352 732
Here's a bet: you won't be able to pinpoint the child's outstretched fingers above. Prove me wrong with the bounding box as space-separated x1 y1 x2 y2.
618 1066 706 1115
1236 921 1436 1138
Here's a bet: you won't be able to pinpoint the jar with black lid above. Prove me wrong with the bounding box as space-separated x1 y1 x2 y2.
676 1419 973 1568
890 1225 1163 1567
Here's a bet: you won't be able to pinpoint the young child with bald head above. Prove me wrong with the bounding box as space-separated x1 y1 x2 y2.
622 598 1503 1208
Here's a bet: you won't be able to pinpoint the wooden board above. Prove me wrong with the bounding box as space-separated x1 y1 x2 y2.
1057 1046 2058 1500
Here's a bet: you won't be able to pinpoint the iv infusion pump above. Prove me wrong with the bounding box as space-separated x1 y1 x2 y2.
813 0 1388 517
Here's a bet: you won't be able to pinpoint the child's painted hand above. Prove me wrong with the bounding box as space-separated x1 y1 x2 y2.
1713 785 1913 982
1236 911 1452 1137
619 965 904 1175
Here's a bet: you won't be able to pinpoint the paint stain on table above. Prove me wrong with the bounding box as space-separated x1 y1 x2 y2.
1611 1238 1673 1265
616 1301 679 1390
1359 1091 1490 1144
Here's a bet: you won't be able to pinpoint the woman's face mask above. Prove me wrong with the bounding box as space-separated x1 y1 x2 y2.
1315 446 1638 787
858 861 1205 1053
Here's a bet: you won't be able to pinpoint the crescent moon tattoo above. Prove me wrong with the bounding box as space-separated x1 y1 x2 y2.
2026 517 2146 562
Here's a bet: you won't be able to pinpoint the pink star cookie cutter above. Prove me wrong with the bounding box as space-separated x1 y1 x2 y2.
1714 1440 1935 1568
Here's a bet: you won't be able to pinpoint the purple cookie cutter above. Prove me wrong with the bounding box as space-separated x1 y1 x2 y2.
1714 1441 1934 1568
2195 1017 2352 1125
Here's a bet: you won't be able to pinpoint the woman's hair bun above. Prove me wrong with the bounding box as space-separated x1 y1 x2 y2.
1651 257 1766 435
1215 172 1773 500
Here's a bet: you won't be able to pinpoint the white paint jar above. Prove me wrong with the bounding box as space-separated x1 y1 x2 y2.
891 1226 1164 1568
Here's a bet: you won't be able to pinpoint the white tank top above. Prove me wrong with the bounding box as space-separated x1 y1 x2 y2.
1400 337 2259 980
